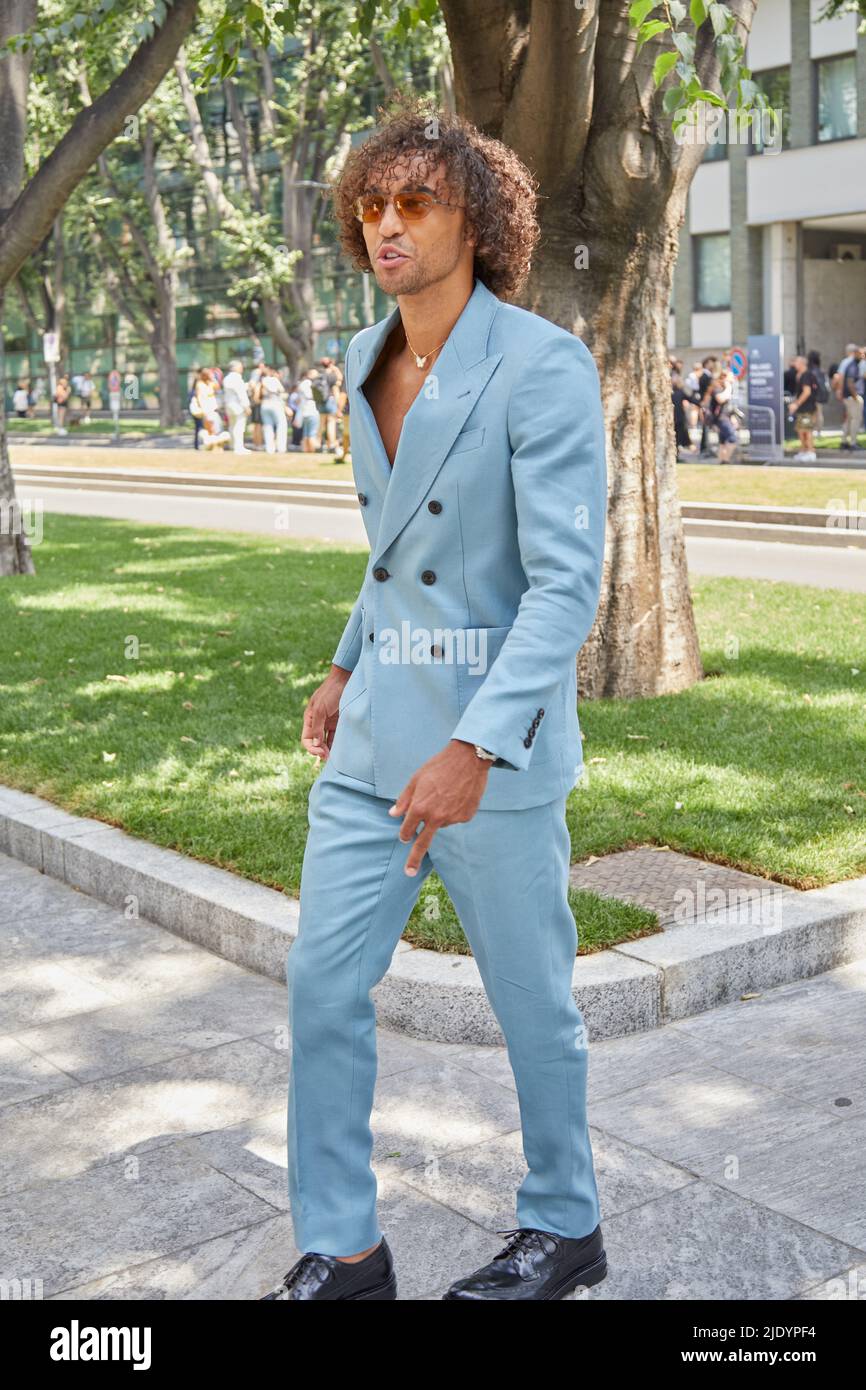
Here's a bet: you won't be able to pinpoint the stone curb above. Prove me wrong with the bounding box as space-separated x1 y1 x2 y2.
14 463 866 542
2 784 865 1044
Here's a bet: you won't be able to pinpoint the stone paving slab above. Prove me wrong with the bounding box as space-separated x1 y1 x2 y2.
2 853 866 1300
2 787 866 1046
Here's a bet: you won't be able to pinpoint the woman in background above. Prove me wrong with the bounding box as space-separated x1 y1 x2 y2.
194 368 229 450
260 364 290 453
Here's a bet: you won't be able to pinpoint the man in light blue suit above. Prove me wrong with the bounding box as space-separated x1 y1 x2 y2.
261 97 608 1302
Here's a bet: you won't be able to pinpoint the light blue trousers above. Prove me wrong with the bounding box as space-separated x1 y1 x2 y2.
286 768 602 1255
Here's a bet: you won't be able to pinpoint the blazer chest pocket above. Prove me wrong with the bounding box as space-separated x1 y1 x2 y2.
449 425 485 456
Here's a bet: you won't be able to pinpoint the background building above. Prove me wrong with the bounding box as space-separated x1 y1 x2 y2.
670 0 866 415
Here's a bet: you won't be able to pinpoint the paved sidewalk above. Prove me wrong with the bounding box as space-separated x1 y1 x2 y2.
2 850 865 1302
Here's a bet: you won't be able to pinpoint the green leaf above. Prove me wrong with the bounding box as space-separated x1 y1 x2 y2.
673 29 696 61
629 1 657 28
663 83 686 113
709 2 730 35
636 18 670 50
695 87 727 107
689 0 708 25
669 1 686 21
653 49 679 85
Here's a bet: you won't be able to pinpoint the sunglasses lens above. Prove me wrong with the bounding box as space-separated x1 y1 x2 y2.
395 194 434 220
356 196 385 222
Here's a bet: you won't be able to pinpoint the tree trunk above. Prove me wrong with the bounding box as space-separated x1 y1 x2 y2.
142 124 182 427
153 316 181 429
527 214 701 697
439 0 757 699
0 0 37 578
0 0 199 578
52 215 66 372
0 288 35 576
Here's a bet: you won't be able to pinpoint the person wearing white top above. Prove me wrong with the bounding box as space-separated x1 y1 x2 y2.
222 359 251 453
260 366 290 453
298 372 321 453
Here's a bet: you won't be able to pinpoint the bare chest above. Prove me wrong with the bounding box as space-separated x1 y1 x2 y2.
363 356 429 469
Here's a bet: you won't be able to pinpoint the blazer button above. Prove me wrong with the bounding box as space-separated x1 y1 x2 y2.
427 499 442 514
357 492 368 506
368 631 374 642
373 566 390 581
421 569 436 585
430 643 443 657
523 736 533 749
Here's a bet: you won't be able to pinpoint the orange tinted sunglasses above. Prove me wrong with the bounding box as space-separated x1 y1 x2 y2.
353 191 464 223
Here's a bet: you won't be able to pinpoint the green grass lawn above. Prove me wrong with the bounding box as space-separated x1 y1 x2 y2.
785 432 866 454
677 462 866 511
9 442 356 481
1 516 863 957
14 442 866 505
8 417 167 437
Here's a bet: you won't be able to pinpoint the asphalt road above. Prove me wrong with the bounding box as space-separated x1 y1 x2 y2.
20 484 866 591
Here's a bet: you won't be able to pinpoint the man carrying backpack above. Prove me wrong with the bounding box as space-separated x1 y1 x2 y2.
834 344 864 452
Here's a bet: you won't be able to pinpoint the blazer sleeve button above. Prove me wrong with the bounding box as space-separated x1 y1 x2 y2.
357 492 368 506
523 736 532 749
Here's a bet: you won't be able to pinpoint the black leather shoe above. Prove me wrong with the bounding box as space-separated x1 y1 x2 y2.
260 1236 397 1300
442 1224 607 1300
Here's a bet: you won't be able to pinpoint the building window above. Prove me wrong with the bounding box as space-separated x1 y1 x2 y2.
749 66 791 154
693 233 731 310
815 54 857 142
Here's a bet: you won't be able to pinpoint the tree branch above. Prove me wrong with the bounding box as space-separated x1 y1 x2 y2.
0 0 199 287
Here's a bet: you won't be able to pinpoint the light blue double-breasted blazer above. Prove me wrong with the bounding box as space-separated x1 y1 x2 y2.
324 275 607 812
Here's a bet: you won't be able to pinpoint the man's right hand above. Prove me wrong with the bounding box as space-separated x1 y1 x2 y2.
301 664 351 760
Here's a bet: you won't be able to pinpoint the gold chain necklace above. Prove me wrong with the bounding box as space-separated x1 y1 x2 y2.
403 328 448 370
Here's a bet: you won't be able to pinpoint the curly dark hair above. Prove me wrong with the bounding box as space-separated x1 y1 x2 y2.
330 92 540 301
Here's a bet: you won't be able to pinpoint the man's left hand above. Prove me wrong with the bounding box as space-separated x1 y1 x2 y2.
389 740 492 875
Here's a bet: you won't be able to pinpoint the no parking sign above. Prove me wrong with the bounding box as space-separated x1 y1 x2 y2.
728 346 746 377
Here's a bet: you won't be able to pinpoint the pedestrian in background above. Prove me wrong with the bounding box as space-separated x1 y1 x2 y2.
260 364 289 453
222 358 251 454
671 370 694 456
193 367 229 450
316 356 342 453
107 368 122 436
299 369 321 452
54 374 70 434
834 343 864 452
79 371 94 423
707 368 739 464
13 381 29 418
288 382 304 448
789 354 818 462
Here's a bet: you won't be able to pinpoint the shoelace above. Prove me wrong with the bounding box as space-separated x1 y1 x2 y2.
269 1252 334 1299
493 1227 558 1264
